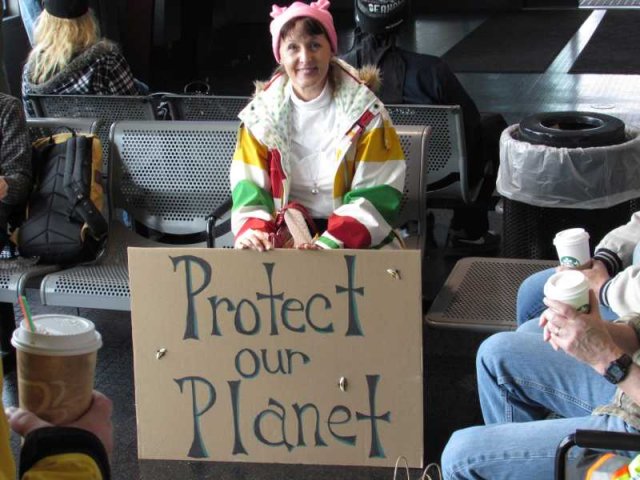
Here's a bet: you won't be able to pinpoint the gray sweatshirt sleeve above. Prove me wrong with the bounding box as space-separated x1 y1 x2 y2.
0 94 32 206
593 212 640 315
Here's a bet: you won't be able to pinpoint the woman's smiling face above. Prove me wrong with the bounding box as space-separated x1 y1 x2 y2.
279 19 332 101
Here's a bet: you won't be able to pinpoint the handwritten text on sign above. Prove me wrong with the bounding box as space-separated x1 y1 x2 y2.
128 248 423 467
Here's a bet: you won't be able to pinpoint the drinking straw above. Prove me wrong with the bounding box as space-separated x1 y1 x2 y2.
18 295 36 333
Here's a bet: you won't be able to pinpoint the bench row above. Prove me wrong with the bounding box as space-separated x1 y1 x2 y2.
0 119 430 313
27 93 474 204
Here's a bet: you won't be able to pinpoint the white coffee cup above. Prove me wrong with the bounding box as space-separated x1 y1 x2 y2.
553 228 591 268
543 270 590 313
11 314 102 424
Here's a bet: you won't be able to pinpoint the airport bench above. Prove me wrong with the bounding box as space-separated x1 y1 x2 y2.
163 94 250 121
28 94 159 172
426 257 557 332
38 120 237 310
38 122 431 311
387 104 488 206
26 117 101 143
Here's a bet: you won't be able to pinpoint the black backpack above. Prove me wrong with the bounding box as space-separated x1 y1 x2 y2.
17 132 108 264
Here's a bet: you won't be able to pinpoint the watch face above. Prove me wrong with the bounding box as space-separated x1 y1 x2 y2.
605 354 632 384
609 364 625 381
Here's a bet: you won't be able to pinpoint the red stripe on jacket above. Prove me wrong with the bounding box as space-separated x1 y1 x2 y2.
327 215 372 248
269 149 286 200
237 218 276 238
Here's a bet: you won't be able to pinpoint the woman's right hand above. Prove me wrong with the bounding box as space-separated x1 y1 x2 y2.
234 230 273 251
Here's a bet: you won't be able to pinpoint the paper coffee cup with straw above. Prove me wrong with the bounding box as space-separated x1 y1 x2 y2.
12 299 102 424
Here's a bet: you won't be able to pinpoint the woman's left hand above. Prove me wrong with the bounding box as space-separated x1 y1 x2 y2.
541 290 621 373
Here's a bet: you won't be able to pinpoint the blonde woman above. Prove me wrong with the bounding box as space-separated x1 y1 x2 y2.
21 0 143 116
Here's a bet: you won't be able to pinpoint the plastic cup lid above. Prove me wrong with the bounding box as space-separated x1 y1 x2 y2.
553 228 590 246
544 270 588 299
11 314 102 356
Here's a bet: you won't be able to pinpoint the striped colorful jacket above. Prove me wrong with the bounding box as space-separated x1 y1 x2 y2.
230 58 406 249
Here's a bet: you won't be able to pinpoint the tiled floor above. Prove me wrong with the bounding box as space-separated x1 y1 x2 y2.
4 7 640 479
402 10 640 126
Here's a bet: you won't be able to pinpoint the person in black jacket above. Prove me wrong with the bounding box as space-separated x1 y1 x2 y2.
0 93 31 246
341 0 506 254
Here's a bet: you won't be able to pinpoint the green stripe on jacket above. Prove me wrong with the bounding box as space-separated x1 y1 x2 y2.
232 180 275 213
343 184 403 225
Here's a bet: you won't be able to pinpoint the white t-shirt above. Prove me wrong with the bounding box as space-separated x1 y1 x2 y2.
287 82 339 219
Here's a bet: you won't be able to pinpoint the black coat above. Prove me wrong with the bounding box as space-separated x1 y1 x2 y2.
342 40 483 179
395 48 482 167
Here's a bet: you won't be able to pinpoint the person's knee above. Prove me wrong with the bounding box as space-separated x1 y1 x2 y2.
516 318 542 334
516 268 554 324
476 332 513 372
518 270 547 298
441 427 485 480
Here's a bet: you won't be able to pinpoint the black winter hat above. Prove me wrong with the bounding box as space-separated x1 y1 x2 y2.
354 0 409 34
44 0 89 19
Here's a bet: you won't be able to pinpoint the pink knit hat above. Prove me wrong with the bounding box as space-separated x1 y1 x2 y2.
270 0 338 63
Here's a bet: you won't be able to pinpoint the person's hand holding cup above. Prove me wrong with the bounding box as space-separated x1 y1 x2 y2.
553 228 591 269
6 390 114 456
10 315 102 425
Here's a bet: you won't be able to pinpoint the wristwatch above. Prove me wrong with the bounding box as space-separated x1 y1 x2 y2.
603 353 633 384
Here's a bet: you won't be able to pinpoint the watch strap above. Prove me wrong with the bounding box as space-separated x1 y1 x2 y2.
604 353 633 384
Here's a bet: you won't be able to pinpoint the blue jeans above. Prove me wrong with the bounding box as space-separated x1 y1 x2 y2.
441 331 634 480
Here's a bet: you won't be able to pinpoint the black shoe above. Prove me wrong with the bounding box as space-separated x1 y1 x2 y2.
446 229 501 257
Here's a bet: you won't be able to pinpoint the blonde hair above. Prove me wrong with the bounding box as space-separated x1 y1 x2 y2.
27 9 100 85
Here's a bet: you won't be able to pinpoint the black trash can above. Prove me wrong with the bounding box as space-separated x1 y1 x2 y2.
502 197 640 259
498 114 640 260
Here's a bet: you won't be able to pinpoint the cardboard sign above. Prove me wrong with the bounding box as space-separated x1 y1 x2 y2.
128 248 423 468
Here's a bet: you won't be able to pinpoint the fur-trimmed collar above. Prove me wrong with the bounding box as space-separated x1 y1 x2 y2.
24 40 121 93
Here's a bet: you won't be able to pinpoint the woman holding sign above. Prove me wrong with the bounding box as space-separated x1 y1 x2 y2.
230 0 406 251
